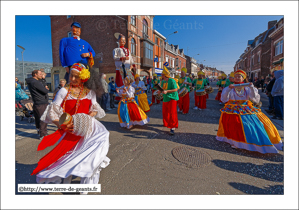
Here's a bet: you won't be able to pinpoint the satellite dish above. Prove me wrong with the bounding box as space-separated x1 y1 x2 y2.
114 32 120 39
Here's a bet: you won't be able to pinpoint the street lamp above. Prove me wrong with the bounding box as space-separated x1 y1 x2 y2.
166 31 178 43
17 45 25 90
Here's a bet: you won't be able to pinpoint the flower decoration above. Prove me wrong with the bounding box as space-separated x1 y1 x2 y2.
79 68 90 83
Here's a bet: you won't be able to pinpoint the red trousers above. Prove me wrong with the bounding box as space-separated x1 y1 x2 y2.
206 93 209 99
163 100 178 129
152 91 161 104
115 70 124 101
215 91 222 102
194 93 207 109
178 92 190 114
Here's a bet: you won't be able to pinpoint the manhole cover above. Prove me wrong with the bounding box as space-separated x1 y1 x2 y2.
172 146 211 168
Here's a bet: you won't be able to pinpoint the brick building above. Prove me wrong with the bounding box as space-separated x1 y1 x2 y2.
269 18 284 71
50 15 155 88
164 42 186 77
153 30 166 75
234 20 277 80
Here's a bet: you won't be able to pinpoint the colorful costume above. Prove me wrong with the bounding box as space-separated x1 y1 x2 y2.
216 70 283 154
32 86 109 186
113 45 135 100
193 72 208 109
178 68 192 114
162 67 179 129
132 75 152 113
117 78 149 128
215 74 227 102
151 74 161 104
224 72 235 87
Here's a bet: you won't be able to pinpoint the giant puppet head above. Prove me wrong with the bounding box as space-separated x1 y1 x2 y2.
71 22 81 37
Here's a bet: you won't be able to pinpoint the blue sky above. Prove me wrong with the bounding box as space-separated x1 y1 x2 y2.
15 15 283 74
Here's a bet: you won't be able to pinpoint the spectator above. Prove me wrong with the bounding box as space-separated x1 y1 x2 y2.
26 70 49 140
271 70 284 120
147 76 152 93
108 77 117 109
53 79 66 99
260 76 266 92
253 77 260 89
265 71 276 115
97 74 110 111
16 77 19 84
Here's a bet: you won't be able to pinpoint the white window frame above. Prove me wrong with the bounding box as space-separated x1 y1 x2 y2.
257 51 261 63
172 58 174 68
275 39 283 56
154 56 157 68
166 56 168 63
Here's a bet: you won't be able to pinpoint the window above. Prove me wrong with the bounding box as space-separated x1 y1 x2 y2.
155 56 157 68
180 60 181 69
275 39 283 56
176 58 179 66
258 53 260 63
166 56 168 63
67 15 71 19
252 55 254 66
143 19 148 36
155 37 158 45
131 16 136 26
144 42 153 60
131 38 136 55
172 58 174 67
68 31 72 37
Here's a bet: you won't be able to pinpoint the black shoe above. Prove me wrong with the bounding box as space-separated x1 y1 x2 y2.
265 109 273 113
170 129 175 135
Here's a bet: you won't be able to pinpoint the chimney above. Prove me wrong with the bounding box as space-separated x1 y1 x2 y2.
268 20 277 29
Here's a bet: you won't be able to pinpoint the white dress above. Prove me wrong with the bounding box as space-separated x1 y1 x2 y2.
220 84 260 103
38 88 110 185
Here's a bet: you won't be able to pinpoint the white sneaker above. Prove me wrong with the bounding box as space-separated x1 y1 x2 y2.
198 108 202 110
193 107 198 110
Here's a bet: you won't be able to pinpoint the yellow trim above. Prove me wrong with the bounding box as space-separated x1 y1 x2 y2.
117 101 123 123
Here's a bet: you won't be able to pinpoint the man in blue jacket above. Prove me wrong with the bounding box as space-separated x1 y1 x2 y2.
59 22 95 83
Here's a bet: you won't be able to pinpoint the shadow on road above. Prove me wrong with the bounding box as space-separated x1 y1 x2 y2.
212 160 283 182
228 182 283 194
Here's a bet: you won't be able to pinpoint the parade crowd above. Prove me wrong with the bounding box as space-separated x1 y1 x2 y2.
15 21 284 194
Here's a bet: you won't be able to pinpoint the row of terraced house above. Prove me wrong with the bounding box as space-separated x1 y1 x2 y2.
50 15 222 90
234 18 284 81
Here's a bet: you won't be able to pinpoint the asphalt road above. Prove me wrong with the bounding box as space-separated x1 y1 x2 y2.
15 81 284 195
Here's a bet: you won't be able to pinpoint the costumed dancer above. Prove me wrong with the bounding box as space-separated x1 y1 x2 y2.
113 34 136 101
224 72 235 87
117 76 149 129
215 73 227 104
59 22 95 83
31 63 110 194
193 71 208 110
159 65 179 135
216 69 283 153
151 74 161 104
178 67 192 114
203 74 210 99
132 74 152 112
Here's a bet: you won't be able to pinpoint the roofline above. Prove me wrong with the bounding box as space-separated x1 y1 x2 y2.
153 30 166 40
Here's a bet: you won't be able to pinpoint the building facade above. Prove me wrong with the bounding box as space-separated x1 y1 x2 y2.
153 30 166 75
269 18 284 71
234 20 277 80
185 55 197 75
164 42 186 77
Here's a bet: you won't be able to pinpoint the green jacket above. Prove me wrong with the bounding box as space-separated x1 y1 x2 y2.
192 78 207 90
178 77 192 92
163 78 179 102
152 78 160 90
